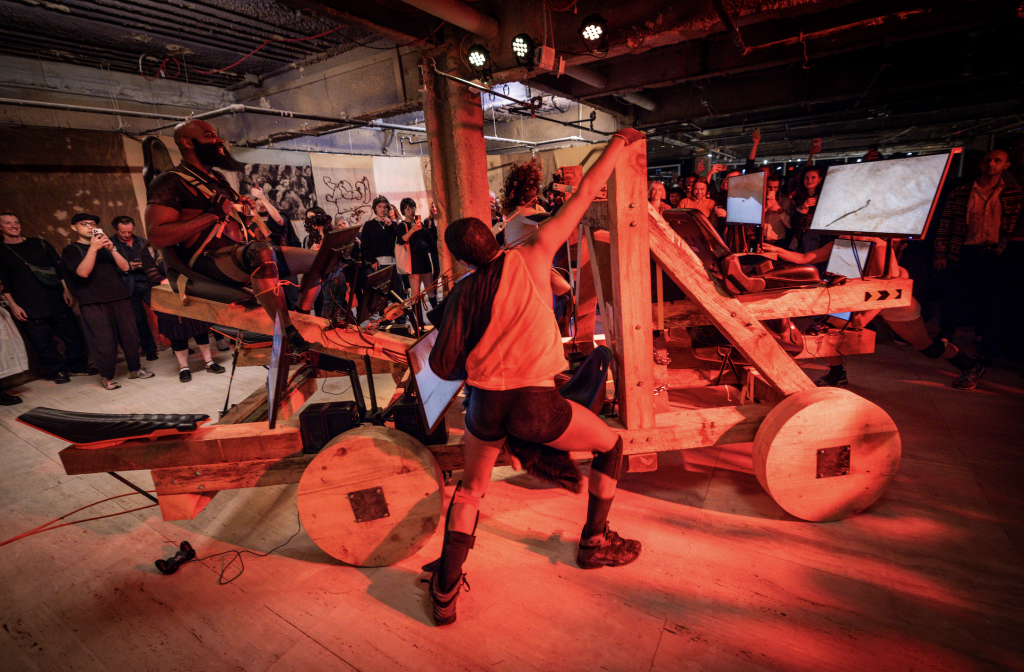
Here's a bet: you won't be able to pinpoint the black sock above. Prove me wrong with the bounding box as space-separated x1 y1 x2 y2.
583 493 614 539
439 531 474 592
947 350 976 372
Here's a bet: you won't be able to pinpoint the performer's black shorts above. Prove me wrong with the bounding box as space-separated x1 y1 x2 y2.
189 242 292 285
465 385 573 444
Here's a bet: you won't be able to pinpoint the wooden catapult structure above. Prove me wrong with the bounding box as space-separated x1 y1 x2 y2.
27 140 907 568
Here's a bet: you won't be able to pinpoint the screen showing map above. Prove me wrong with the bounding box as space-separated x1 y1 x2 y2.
725 172 766 225
810 153 953 238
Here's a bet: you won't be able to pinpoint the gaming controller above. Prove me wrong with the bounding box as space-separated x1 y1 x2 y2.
155 541 196 575
823 272 847 287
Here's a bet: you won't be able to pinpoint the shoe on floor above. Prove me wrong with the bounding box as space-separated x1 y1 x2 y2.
205 361 225 374
101 378 121 390
69 365 98 376
52 371 71 384
1 391 22 406
952 363 985 390
576 524 641 569
422 559 468 626
216 339 231 352
815 367 849 388
128 367 155 379
179 368 192 383
145 350 159 361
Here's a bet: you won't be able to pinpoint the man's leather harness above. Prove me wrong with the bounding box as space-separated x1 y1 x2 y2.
168 165 273 302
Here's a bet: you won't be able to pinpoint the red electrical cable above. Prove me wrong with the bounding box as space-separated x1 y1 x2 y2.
0 492 157 548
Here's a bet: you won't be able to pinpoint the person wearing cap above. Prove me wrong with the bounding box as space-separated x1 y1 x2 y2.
62 214 155 390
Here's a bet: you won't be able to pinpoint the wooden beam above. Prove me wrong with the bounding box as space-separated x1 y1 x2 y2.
157 492 219 521
150 285 414 363
59 424 303 475
152 456 314 495
610 404 772 455
607 140 656 430
795 329 876 359
655 277 913 328
647 204 814 396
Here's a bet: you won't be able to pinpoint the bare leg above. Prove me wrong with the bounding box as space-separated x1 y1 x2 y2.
197 342 214 363
546 400 619 498
448 431 503 534
173 349 189 368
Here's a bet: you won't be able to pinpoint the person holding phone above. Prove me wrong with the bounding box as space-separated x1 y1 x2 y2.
63 214 154 390
398 198 435 317
111 215 159 361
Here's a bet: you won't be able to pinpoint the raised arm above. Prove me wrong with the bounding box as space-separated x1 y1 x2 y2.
522 129 643 265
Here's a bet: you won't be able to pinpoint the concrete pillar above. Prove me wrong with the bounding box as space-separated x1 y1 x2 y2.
420 50 491 288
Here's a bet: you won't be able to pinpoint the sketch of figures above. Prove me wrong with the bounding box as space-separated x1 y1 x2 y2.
322 175 373 224
239 164 316 222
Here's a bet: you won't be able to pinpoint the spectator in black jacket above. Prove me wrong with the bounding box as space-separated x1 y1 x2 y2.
0 212 93 383
111 215 158 361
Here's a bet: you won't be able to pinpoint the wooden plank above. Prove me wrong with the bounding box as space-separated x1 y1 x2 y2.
607 140 655 430
625 453 659 473
607 403 772 455
59 424 303 475
585 226 615 345
157 491 219 521
151 285 414 363
655 277 913 328
647 203 814 396
152 455 314 495
219 382 272 425
795 328 875 359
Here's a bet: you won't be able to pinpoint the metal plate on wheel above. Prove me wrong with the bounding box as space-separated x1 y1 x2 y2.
816 445 851 479
349 487 390 523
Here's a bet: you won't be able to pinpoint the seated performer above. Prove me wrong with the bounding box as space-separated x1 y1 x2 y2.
763 239 985 390
423 128 645 626
144 120 319 352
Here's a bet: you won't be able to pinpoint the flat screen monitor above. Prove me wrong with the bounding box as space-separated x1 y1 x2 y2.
826 238 874 279
809 150 959 238
725 172 766 226
407 330 465 433
356 266 395 324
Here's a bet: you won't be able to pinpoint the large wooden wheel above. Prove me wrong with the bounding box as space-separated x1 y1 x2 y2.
298 426 444 567
752 387 901 522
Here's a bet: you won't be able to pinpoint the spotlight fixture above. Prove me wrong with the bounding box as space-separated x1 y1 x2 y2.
467 44 490 73
579 14 608 53
512 34 536 67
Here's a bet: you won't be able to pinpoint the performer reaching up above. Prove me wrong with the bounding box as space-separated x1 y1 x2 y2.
423 128 646 626
144 120 320 353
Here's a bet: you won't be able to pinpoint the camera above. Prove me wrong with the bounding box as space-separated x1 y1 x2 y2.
304 211 331 246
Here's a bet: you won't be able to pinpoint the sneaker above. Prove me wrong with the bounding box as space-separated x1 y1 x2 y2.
815 367 849 388
952 363 985 390
576 524 641 569
179 368 192 383
52 371 71 384
101 378 121 390
1 391 22 406
422 560 468 626
128 368 155 379
69 365 98 377
205 362 225 374
145 350 159 361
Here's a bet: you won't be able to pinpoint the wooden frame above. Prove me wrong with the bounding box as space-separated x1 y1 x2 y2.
53 138 911 535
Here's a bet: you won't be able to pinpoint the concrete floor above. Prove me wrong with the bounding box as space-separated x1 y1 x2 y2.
1 333 1023 672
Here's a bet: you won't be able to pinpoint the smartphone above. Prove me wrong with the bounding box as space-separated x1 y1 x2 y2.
92 228 103 237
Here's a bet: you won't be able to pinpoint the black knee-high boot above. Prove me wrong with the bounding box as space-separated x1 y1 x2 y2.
422 481 478 626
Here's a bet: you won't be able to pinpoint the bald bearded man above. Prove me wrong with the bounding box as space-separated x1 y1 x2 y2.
144 120 319 352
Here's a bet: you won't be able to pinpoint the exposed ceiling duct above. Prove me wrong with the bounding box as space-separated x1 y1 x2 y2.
401 0 499 39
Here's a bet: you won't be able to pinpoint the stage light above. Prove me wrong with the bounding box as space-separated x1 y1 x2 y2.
512 34 536 66
579 14 608 52
468 44 490 72
707 153 712 157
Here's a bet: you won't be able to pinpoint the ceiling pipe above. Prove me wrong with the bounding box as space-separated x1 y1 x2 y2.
401 0 499 39
563 65 608 89
619 92 657 112
0 97 186 121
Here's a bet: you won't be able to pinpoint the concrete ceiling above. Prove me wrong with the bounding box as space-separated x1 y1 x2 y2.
0 0 1021 159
